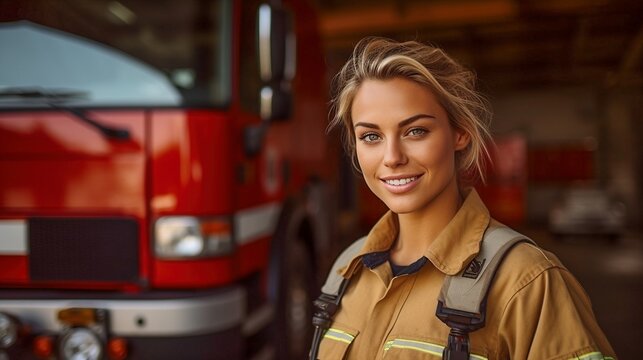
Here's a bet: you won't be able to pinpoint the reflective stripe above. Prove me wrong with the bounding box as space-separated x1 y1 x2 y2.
570 352 613 360
384 338 487 360
384 339 443 357
323 328 355 344
234 203 281 245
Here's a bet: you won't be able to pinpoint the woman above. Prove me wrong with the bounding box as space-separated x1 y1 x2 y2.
312 37 615 359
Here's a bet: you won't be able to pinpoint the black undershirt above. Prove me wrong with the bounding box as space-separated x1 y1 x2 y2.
362 251 428 277
389 256 428 276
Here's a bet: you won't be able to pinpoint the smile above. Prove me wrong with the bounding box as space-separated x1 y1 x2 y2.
383 177 418 186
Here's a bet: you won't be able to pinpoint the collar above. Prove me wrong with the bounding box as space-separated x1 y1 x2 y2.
340 188 490 277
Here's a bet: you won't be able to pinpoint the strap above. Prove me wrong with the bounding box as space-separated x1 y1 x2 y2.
320 236 367 296
309 279 349 360
309 236 366 360
436 225 536 359
439 225 535 315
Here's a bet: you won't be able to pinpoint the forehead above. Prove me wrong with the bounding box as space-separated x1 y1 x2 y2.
351 77 446 123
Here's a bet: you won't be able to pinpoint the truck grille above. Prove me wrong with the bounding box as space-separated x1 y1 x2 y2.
29 218 139 282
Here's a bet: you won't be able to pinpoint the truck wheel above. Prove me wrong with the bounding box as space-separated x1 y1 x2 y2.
278 239 315 360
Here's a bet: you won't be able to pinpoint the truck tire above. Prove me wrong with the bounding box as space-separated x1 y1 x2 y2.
277 239 315 360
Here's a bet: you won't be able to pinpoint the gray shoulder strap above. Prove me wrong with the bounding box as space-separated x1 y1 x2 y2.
438 225 536 314
320 236 367 296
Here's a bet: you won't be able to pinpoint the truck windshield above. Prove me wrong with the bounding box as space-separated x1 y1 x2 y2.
0 0 231 108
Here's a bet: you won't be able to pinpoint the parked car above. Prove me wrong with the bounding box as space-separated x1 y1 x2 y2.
548 188 626 241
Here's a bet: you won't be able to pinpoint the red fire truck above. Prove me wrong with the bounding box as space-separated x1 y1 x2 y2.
0 0 334 359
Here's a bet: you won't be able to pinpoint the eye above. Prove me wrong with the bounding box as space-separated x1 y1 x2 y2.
407 127 428 137
358 132 382 143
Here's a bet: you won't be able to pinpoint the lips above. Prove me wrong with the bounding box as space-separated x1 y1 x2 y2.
380 174 423 194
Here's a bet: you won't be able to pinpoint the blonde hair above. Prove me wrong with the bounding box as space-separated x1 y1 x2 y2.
329 37 493 184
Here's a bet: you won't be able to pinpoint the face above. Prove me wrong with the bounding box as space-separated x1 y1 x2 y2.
352 77 469 215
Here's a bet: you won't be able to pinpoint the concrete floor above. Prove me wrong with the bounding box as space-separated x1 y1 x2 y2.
522 228 643 360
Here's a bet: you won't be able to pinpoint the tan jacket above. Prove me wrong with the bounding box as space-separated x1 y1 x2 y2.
319 190 616 360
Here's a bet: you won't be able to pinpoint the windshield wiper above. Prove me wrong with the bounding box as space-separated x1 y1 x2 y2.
61 107 131 140
0 87 131 141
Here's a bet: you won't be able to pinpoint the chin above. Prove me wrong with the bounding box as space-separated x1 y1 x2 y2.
390 207 423 215
381 198 424 215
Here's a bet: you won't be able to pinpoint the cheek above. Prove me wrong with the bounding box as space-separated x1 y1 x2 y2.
356 156 371 177
355 144 377 171
410 139 453 167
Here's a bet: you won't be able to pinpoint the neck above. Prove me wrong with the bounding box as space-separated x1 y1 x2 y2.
390 180 464 265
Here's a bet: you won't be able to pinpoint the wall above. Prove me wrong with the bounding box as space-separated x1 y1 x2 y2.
491 86 640 228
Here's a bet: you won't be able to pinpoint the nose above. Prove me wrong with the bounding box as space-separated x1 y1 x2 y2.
383 138 407 168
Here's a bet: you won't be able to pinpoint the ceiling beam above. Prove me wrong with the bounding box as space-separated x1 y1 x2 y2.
619 24 643 74
607 24 643 87
319 0 519 39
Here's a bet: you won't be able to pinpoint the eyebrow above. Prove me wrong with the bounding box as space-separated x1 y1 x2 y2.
353 114 436 129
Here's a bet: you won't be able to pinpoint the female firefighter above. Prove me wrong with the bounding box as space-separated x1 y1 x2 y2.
310 37 615 360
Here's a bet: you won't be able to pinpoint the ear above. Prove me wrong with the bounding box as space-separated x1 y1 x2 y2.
454 128 470 151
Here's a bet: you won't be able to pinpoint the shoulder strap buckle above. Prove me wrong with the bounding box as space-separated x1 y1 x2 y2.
309 279 350 360
312 293 340 329
436 299 485 360
435 299 485 332
444 327 473 360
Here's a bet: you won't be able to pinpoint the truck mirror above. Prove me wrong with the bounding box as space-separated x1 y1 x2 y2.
260 83 292 121
257 3 296 83
246 3 296 155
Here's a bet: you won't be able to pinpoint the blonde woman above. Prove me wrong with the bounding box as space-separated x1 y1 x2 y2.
311 37 615 360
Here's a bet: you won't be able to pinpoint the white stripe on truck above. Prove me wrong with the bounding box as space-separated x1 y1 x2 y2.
0 220 28 255
234 203 281 245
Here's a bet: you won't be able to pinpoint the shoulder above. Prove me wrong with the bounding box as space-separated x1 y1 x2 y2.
480 221 565 294
483 225 580 313
498 241 565 293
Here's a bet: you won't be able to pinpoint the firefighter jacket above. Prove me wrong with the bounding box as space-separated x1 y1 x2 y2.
318 189 616 360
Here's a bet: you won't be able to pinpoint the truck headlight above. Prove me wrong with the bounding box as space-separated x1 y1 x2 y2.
0 313 18 348
59 328 102 360
155 216 233 259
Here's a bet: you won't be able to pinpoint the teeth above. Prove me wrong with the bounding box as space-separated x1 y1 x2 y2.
385 177 417 186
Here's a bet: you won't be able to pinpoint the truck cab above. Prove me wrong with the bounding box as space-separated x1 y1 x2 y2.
0 1 331 359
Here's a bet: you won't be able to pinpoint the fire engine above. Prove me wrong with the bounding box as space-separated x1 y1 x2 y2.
0 0 334 359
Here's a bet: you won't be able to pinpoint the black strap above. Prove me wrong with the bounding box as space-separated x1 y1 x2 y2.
308 278 350 360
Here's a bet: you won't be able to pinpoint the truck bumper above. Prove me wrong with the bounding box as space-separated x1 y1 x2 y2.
0 286 246 359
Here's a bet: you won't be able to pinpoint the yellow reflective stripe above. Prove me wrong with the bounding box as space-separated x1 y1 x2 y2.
323 328 355 345
384 338 442 356
383 338 488 360
569 351 613 360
